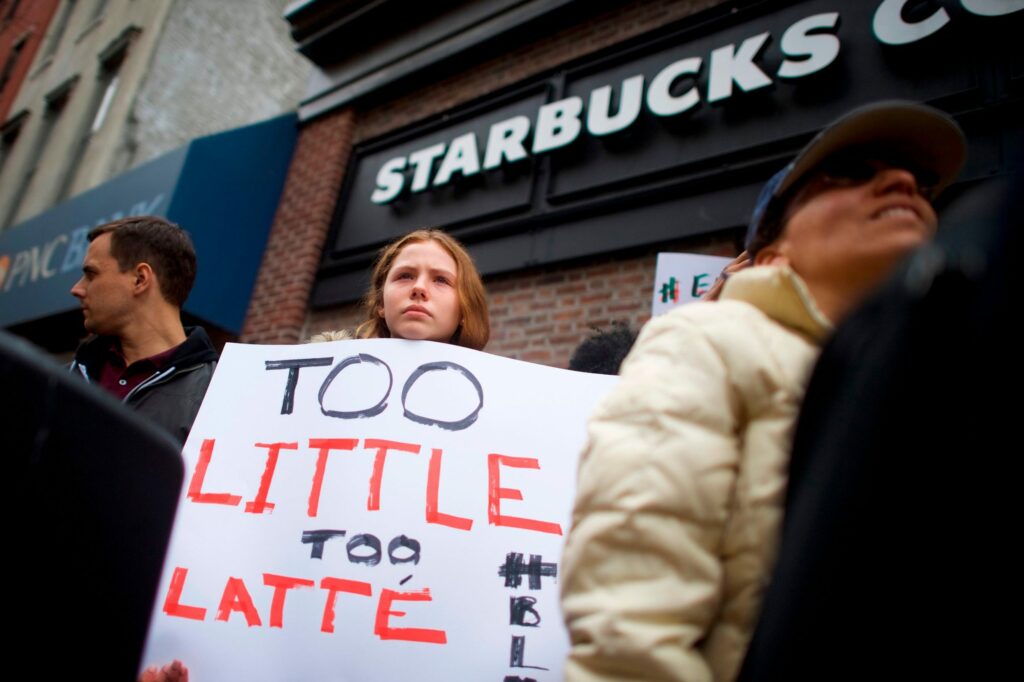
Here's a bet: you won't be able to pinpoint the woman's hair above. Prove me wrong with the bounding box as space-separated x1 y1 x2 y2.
355 229 490 350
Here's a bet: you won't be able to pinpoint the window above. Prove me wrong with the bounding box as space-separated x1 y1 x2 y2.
1 1 22 31
1 77 75 229
56 29 134 201
0 110 28 230
0 35 26 92
88 0 108 22
41 0 76 61
0 109 27 165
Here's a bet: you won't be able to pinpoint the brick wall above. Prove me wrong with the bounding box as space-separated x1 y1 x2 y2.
240 109 355 344
484 254 659 367
0 0 60 123
305 231 738 368
243 0 733 359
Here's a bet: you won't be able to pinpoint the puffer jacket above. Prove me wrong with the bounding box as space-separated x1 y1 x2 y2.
70 326 218 445
562 266 831 682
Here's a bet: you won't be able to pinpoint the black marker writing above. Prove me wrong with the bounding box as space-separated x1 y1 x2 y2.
509 596 541 627
347 533 383 566
401 361 484 431
498 553 558 590
319 354 393 419
300 529 346 559
266 354 484 430
509 635 548 670
265 357 333 414
387 534 421 565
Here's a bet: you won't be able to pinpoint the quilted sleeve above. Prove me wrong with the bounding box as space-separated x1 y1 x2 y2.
561 307 742 682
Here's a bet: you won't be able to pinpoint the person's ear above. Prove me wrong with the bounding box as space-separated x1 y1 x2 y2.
753 243 790 268
133 263 154 295
377 304 385 318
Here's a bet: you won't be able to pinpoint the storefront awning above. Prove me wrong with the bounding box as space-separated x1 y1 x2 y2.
0 113 296 333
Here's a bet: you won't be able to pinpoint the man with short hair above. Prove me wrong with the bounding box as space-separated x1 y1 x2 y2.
69 216 218 444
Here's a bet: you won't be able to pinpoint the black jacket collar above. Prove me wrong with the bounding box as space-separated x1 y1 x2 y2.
72 326 218 381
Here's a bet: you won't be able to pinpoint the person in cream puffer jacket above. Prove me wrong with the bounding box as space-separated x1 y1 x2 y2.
561 101 967 682
562 265 829 682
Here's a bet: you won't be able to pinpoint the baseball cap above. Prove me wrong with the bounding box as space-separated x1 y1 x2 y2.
745 101 967 255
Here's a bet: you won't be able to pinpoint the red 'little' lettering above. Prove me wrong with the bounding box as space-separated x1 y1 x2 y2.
364 439 421 511
263 573 315 628
244 442 299 514
187 439 242 506
306 438 358 517
215 576 262 627
320 577 372 634
162 566 207 620
426 448 473 530
373 588 448 644
487 454 563 535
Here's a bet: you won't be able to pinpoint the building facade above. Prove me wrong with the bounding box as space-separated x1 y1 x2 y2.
0 0 309 354
241 0 1022 368
0 0 308 232
0 0 61 124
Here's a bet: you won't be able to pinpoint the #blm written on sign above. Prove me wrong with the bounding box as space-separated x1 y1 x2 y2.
142 339 618 681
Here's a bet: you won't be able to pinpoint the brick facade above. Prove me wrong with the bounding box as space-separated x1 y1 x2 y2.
0 0 60 124
306 232 738 367
240 109 356 344
242 0 734 367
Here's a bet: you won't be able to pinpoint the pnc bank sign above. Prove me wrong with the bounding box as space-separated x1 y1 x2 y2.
367 0 1022 206
0 195 164 297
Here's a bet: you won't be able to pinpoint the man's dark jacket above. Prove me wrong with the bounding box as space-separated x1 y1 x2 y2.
69 326 218 444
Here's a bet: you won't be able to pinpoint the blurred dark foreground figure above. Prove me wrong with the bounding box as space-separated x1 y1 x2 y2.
4 329 184 681
738 172 1020 681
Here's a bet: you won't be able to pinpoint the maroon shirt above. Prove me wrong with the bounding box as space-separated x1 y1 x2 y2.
97 342 182 400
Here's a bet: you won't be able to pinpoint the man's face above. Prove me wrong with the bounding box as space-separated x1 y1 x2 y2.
769 159 939 288
70 233 137 336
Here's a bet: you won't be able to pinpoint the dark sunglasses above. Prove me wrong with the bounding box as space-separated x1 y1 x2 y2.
814 155 940 199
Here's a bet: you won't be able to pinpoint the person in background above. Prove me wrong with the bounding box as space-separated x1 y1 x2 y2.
310 228 489 349
69 216 217 445
568 322 638 375
560 101 966 682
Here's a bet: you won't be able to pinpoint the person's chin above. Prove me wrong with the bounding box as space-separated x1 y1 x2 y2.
392 324 434 341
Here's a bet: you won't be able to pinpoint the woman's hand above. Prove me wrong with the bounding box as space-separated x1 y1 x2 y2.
139 660 188 682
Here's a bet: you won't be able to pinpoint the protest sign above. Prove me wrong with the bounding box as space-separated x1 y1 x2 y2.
651 252 733 316
142 338 618 681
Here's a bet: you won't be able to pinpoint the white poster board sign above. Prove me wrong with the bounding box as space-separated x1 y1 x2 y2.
142 339 618 681
651 252 733 316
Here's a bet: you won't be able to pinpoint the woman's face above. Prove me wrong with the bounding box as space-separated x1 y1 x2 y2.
760 160 938 287
379 240 461 343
